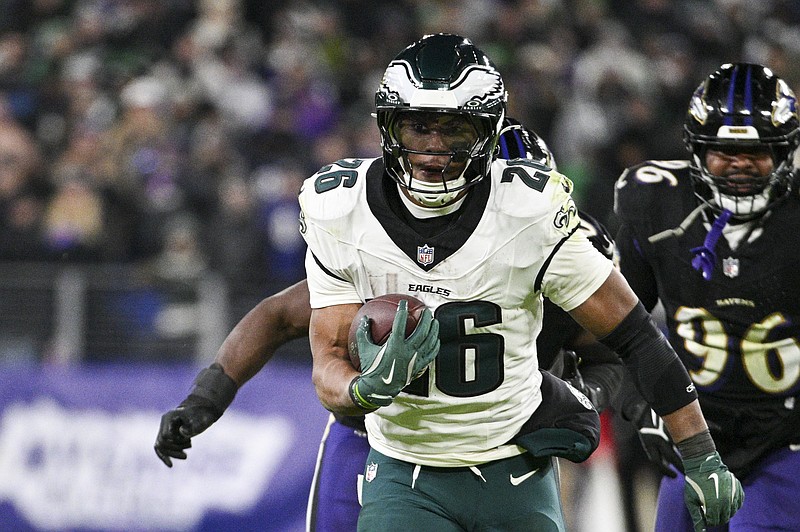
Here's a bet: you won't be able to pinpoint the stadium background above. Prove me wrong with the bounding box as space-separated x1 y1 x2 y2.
0 1 797 530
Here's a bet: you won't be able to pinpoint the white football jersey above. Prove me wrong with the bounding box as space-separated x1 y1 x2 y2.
299 157 612 466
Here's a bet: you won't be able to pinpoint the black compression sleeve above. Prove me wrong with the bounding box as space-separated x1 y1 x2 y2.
598 302 697 416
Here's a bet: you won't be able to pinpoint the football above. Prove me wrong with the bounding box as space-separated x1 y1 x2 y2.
347 293 428 371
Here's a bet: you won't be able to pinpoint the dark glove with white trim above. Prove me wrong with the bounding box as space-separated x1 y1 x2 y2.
154 363 237 467
349 300 439 410
616 386 683 477
635 405 683 478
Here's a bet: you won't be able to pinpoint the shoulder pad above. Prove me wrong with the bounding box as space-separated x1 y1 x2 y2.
490 158 575 222
614 160 691 221
298 158 375 223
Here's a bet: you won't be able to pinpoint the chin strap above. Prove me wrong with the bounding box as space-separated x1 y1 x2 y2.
689 209 732 281
647 202 709 243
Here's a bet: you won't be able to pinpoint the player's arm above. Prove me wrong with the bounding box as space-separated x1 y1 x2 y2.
614 222 660 310
560 330 625 414
217 281 312 385
308 303 364 415
569 269 743 530
154 280 312 467
569 269 701 439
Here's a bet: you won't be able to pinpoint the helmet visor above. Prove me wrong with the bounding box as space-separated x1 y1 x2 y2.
393 111 480 156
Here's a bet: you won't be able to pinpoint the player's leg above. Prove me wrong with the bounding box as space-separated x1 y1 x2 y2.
653 472 695 531
306 415 370 532
654 471 733 532
358 449 564 532
469 454 564 532
656 445 800 532
357 449 464 532
726 446 800 531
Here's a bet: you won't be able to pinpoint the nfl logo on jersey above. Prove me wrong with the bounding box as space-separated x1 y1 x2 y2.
365 462 378 483
417 244 434 266
722 257 740 278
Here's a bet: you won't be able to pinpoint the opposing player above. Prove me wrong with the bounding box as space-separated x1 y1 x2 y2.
299 33 741 531
615 62 800 531
153 117 625 531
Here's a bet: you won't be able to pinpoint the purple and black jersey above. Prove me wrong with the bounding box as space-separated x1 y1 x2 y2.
615 159 800 479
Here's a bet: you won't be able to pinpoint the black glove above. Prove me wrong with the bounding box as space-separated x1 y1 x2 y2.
154 363 238 467
634 405 683 478
558 350 604 410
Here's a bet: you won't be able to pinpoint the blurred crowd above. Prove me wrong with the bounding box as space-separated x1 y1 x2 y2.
3 2 798 530
0 0 799 297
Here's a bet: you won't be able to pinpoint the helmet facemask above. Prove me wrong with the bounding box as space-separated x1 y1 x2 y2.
688 139 797 220
382 109 497 206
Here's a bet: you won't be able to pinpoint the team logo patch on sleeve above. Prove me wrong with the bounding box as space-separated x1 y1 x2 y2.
565 382 595 410
553 203 577 230
417 244 435 266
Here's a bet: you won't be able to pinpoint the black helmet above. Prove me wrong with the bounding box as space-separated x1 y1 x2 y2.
684 63 800 219
498 117 557 170
376 34 507 206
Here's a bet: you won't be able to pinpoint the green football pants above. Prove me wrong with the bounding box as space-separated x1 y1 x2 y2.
357 448 565 532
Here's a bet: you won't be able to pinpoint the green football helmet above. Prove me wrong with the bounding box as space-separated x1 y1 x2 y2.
376 34 507 206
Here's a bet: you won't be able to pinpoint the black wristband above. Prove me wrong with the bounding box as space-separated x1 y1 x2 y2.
184 363 238 415
676 428 716 460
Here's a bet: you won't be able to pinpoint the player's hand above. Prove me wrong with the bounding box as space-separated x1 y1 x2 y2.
154 363 237 467
350 300 439 409
682 451 744 531
154 397 221 467
559 350 597 408
635 407 683 478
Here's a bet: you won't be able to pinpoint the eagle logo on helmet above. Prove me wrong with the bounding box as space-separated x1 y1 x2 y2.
375 34 508 207
379 61 505 110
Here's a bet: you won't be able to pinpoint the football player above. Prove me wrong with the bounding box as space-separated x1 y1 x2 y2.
299 33 740 531
615 62 800 531
154 117 626 531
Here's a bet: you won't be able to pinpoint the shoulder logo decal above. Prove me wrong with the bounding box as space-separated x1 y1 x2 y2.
554 204 577 230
